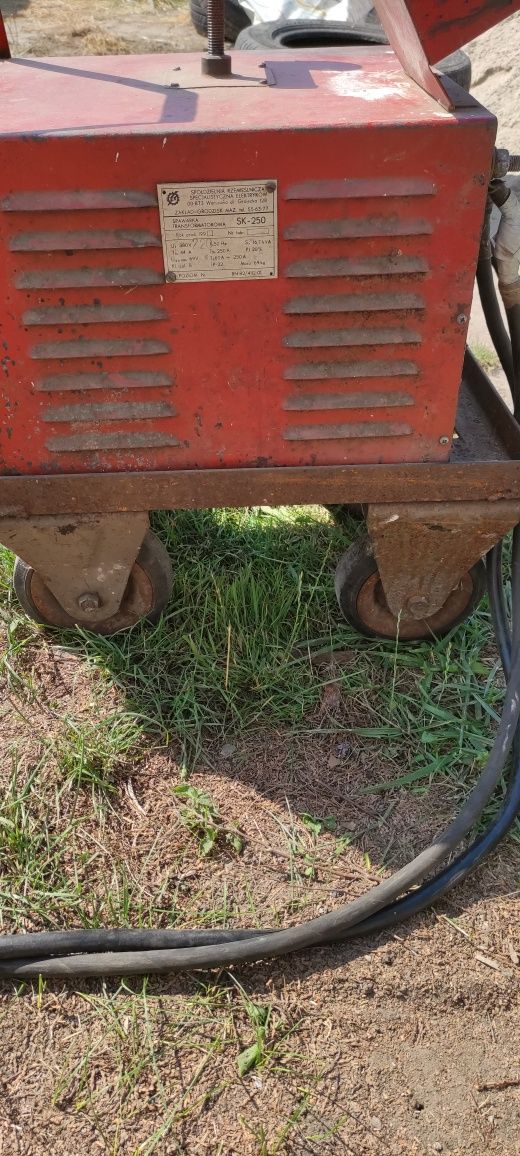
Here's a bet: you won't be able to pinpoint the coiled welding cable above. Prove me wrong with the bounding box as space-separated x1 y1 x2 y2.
0 530 519 980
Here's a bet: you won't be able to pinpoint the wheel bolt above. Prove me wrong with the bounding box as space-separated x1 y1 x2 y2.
77 592 101 614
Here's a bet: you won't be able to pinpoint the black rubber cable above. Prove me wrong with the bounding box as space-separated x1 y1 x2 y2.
2 312 520 979
1 604 519 979
506 302 520 420
336 535 520 941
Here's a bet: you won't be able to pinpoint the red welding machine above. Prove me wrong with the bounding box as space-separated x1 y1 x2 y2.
3 2 520 981
0 1 520 645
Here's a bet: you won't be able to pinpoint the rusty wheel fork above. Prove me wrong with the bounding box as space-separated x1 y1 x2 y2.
367 501 520 624
3 514 173 633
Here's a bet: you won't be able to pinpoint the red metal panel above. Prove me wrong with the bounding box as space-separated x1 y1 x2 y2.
0 50 495 476
375 0 520 71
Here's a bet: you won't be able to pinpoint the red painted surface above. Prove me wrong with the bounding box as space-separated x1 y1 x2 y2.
0 49 495 476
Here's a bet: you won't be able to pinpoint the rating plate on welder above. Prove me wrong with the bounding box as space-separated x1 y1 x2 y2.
157 180 278 283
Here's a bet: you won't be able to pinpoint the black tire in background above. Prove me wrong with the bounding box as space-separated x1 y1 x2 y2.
237 19 386 50
190 0 251 42
235 20 472 90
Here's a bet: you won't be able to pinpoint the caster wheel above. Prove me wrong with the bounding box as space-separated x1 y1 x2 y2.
12 530 173 635
325 503 366 527
334 536 486 642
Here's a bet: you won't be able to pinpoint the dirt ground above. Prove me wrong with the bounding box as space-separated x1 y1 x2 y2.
1 4 520 1155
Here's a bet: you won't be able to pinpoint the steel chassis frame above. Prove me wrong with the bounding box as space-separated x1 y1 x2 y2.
0 351 519 627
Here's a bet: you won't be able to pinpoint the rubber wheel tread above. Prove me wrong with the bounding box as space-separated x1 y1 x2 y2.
12 530 173 634
334 535 486 641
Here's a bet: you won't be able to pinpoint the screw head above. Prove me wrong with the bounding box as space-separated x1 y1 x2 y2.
165 272 177 283
77 592 101 614
456 312 468 325
265 181 276 193
439 435 450 445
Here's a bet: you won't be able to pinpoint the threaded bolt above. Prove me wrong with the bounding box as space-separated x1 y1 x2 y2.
77 592 101 614
201 0 231 76
509 154 520 172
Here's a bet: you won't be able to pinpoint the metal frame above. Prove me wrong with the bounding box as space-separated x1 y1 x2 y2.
0 353 518 626
0 354 518 518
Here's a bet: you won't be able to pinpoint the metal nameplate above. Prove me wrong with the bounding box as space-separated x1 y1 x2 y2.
157 180 278 283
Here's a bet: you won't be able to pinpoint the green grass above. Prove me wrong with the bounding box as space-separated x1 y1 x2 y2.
0 504 510 786
470 342 501 372
0 505 518 1152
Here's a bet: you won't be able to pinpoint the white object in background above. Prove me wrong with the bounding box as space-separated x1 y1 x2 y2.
240 0 374 27
495 189 520 307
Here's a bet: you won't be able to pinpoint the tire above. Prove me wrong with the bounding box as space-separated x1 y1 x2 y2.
334 535 486 642
12 530 173 636
235 20 472 91
236 20 386 51
190 0 251 43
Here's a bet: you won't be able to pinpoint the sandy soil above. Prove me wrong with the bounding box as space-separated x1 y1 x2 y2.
467 14 520 152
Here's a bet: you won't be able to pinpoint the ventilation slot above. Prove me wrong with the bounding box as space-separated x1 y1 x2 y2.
284 421 413 441
31 339 170 360
284 360 419 381
285 178 436 200
284 391 414 411
16 268 163 290
285 256 429 278
45 431 181 453
24 304 167 326
284 218 432 240
284 327 421 348
284 293 425 314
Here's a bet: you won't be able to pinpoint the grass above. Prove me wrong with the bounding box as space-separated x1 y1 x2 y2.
470 341 501 372
0 505 506 763
0 503 515 919
0 504 517 1153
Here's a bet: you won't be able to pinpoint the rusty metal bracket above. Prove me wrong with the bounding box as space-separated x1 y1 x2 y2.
367 501 520 619
0 512 149 624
